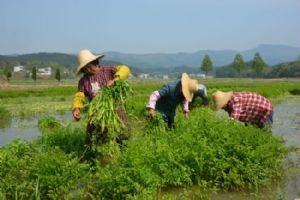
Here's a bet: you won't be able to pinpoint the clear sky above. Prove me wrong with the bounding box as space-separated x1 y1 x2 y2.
0 0 299 55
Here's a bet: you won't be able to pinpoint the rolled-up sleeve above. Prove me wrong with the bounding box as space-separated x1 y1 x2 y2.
72 92 85 110
146 91 160 109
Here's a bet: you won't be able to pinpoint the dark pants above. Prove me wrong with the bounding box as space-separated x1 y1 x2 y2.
260 111 274 129
162 114 175 128
245 111 274 129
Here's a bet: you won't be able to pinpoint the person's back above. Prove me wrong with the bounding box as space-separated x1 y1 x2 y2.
146 73 199 127
155 80 185 118
213 91 273 128
225 92 273 127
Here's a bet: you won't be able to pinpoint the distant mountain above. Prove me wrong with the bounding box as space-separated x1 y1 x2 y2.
242 44 300 65
1 44 300 71
103 50 238 69
0 52 77 67
104 44 300 69
0 53 122 68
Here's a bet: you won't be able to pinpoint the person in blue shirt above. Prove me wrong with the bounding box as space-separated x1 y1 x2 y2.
146 73 199 128
189 83 209 110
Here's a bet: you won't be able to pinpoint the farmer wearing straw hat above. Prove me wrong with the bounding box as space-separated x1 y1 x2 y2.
146 73 199 128
212 91 273 128
189 83 209 109
72 49 131 144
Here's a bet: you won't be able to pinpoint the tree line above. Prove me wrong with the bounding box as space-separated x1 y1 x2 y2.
1 51 300 83
201 52 300 78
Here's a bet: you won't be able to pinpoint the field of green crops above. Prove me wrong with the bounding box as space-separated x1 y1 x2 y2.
0 79 300 199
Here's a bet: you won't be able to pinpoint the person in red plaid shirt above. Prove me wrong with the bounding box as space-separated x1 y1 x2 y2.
212 90 273 128
72 49 131 144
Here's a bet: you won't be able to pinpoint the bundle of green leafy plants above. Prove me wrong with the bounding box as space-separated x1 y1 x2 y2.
88 80 132 137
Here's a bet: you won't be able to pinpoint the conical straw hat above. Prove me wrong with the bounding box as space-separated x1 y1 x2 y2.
181 73 199 102
212 90 233 110
76 49 104 74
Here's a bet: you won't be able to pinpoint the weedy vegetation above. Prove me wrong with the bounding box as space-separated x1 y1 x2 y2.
0 107 12 128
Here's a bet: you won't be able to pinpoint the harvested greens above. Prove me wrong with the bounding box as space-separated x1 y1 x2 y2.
88 80 132 137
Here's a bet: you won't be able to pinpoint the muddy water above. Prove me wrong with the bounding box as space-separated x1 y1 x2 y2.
0 112 73 146
271 96 300 200
272 96 300 146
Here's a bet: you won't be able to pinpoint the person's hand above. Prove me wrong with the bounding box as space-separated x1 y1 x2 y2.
107 80 115 87
184 112 189 119
107 77 120 87
72 108 81 121
148 108 156 117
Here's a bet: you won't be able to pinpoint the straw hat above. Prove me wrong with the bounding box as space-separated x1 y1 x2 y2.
76 49 104 74
212 90 233 110
181 73 199 102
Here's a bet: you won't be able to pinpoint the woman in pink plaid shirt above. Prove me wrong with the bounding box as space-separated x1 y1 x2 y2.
72 49 131 144
212 90 273 128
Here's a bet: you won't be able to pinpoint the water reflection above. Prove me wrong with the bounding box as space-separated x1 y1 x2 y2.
272 96 300 147
272 96 300 200
0 112 73 146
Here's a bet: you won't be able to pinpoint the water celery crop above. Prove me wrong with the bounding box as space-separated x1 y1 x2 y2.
88 80 132 137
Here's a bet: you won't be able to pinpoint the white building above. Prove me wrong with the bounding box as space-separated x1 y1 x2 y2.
189 73 206 78
138 73 149 79
13 66 26 72
196 73 206 78
38 67 52 76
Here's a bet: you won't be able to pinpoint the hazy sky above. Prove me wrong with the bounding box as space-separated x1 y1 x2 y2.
0 0 299 55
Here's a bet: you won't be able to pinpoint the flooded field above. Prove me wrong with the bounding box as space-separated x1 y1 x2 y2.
271 96 300 200
272 96 300 146
0 96 299 199
0 112 73 146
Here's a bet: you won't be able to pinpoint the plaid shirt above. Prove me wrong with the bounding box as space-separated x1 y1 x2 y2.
224 92 273 127
78 66 116 101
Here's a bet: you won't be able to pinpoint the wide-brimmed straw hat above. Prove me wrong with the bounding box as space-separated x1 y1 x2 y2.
181 73 199 102
76 49 104 74
212 90 233 111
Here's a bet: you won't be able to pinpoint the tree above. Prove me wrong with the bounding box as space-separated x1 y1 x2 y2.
32 66 37 83
200 54 213 77
55 67 61 82
280 63 290 78
251 52 266 78
231 53 245 77
49 62 60 79
3 65 12 83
